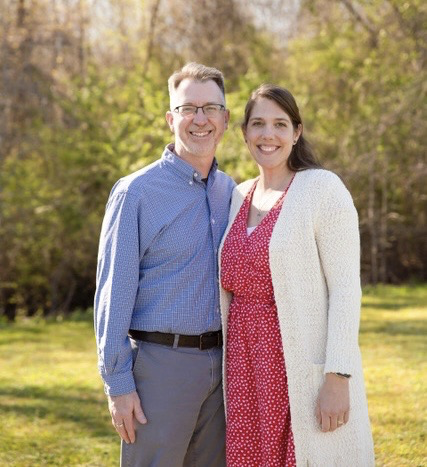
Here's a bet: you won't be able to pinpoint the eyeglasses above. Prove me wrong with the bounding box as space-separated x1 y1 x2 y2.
173 104 225 117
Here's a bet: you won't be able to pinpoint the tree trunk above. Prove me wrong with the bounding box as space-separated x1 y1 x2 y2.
143 0 162 76
78 0 87 77
379 157 388 282
368 155 378 284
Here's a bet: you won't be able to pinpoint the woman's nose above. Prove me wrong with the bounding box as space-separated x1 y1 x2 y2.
260 125 275 138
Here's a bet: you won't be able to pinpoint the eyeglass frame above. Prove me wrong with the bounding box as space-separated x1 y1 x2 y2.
172 104 226 118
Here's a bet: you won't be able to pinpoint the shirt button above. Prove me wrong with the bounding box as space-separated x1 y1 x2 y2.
194 172 199 178
189 180 193 185
211 218 215 224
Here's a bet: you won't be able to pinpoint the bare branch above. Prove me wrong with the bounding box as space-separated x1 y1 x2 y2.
339 0 378 47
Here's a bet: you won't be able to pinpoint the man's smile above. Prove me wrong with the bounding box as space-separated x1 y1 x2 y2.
190 130 212 138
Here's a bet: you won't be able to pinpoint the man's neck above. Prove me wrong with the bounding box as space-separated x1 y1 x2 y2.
172 146 214 178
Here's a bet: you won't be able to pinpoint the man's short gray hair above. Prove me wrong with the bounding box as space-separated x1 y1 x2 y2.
168 62 226 99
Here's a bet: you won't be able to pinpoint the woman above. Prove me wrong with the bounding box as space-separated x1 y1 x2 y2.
219 84 374 466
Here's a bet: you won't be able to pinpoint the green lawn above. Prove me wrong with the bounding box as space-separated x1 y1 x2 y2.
0 317 118 466
360 285 426 466
0 285 426 466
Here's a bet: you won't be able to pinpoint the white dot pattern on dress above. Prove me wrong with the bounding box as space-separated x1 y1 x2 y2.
221 179 296 467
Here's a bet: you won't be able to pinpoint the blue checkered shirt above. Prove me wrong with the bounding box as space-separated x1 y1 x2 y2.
94 144 235 395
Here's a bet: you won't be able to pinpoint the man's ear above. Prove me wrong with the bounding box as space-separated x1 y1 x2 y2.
224 109 230 130
165 111 174 133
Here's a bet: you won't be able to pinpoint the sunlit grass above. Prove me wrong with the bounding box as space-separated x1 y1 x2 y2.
0 285 426 465
0 318 118 466
361 285 426 466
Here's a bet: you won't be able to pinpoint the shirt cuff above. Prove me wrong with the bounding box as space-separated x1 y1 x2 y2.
102 371 136 396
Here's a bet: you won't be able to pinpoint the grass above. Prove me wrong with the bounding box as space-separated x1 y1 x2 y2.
360 285 426 466
0 317 118 466
0 285 426 466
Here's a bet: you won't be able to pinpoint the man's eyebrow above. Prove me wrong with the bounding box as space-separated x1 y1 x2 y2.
179 101 223 106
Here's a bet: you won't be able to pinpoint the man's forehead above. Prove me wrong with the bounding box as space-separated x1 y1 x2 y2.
169 78 225 106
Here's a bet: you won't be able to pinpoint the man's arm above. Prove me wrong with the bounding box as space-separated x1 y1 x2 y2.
94 189 147 442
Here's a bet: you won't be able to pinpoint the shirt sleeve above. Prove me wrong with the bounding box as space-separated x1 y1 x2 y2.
94 188 141 396
314 173 362 376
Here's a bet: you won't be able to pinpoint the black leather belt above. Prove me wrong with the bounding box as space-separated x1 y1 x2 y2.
128 329 223 350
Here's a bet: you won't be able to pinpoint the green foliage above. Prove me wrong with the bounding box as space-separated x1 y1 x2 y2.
0 0 425 317
0 65 170 315
283 0 426 282
219 73 266 183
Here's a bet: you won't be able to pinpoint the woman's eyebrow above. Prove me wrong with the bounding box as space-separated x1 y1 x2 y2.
249 116 291 122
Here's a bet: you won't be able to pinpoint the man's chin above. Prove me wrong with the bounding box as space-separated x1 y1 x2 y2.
185 143 216 159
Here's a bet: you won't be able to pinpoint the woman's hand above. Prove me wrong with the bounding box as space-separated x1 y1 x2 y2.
315 373 350 432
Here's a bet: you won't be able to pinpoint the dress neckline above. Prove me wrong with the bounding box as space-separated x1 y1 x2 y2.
245 174 295 237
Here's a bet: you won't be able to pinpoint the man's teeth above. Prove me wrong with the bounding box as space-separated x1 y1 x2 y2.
259 145 277 152
192 131 210 137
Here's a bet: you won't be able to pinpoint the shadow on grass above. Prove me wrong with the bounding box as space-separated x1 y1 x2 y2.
362 285 427 307
0 325 44 335
0 320 94 348
0 326 47 347
360 319 427 336
0 384 111 437
362 301 422 311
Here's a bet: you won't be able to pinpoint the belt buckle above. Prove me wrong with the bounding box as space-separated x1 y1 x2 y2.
199 332 220 350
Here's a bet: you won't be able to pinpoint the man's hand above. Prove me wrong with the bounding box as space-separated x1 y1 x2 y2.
108 391 147 443
315 373 350 432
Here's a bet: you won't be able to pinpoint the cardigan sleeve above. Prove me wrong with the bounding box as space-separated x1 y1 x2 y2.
314 173 362 375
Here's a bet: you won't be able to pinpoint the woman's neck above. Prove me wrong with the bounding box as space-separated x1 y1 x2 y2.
257 166 295 192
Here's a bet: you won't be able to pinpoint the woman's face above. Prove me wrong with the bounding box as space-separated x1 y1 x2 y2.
243 97 301 172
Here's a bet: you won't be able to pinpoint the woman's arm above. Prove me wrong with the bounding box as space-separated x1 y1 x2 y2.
314 172 362 375
313 172 362 431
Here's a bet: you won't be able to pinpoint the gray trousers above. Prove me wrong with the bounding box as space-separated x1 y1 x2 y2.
121 339 226 467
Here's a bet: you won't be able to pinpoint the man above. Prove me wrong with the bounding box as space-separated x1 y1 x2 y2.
94 63 235 466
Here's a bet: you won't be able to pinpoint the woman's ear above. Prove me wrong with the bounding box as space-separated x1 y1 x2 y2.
241 126 247 143
293 123 302 144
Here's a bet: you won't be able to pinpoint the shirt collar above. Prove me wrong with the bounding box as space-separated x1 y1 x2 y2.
161 144 218 184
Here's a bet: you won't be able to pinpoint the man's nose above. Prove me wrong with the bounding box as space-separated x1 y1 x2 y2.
193 107 208 124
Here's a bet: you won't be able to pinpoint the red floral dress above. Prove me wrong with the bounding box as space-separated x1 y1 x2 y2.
221 179 296 467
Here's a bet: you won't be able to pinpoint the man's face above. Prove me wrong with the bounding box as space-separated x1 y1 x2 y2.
166 78 230 163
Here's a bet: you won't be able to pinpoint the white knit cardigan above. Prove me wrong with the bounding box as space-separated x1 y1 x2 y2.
219 169 375 466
